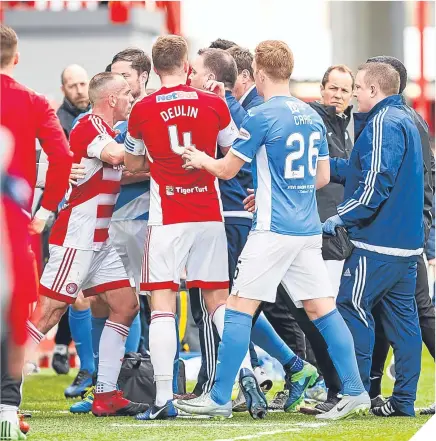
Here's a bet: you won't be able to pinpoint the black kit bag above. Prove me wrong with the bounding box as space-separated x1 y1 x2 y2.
117 353 186 404
322 226 354 261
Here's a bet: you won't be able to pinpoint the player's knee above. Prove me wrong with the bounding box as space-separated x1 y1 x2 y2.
71 291 90 311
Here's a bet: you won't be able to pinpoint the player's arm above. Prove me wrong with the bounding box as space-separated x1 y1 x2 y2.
86 129 124 166
124 106 150 173
124 132 150 173
100 142 124 165
316 132 330 189
32 95 73 234
120 169 150 185
316 157 330 189
183 147 245 180
183 109 268 180
337 118 406 227
217 118 239 156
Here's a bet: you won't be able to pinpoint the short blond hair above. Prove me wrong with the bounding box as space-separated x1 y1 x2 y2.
358 62 400 96
0 24 18 68
254 40 294 82
152 35 188 75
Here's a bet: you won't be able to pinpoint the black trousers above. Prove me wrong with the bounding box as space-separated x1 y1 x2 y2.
1 338 22 408
190 288 220 395
370 254 435 397
54 313 72 347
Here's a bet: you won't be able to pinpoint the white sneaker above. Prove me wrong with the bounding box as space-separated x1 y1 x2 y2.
316 392 370 420
173 392 232 418
253 367 273 392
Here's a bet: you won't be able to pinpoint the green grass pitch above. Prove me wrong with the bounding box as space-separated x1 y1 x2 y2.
21 347 434 441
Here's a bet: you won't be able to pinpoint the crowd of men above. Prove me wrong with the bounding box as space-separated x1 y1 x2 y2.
0 21 435 440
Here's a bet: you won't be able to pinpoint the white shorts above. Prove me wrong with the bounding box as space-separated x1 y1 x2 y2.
231 231 334 307
40 244 130 304
324 259 345 296
109 219 148 293
141 222 229 292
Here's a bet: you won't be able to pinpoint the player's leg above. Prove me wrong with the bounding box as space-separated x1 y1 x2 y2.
282 239 369 420
69 295 108 415
109 220 145 353
26 246 89 349
65 293 94 398
372 261 421 417
80 245 144 417
136 224 190 420
176 230 296 419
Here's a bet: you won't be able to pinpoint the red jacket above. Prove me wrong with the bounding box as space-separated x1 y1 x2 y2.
0 74 73 212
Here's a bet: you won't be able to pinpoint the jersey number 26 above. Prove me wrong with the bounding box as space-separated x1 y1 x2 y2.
285 132 320 179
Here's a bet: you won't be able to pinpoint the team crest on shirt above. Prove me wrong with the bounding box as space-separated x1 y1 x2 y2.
238 127 251 141
66 283 78 294
166 186 175 196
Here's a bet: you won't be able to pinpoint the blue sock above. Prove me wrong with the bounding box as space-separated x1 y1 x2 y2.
251 312 302 371
173 315 180 393
69 307 95 374
91 316 107 372
312 309 365 396
211 309 252 405
125 313 141 353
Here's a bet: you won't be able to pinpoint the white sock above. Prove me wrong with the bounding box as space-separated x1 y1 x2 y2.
26 321 45 346
211 304 225 338
96 320 129 394
150 311 176 407
0 405 18 425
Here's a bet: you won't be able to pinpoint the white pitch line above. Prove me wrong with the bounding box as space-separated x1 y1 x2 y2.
213 428 301 441
111 423 293 428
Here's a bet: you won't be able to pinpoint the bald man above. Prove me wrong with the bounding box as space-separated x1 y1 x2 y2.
26 72 147 417
57 64 91 138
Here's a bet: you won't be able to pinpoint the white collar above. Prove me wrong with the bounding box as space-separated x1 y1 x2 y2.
239 84 256 105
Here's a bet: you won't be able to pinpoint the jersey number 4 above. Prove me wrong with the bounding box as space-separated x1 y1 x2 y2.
285 132 320 179
168 125 195 155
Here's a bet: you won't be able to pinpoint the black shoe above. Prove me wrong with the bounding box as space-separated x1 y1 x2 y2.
239 368 268 419
371 395 386 409
371 399 409 417
420 403 435 415
52 352 70 375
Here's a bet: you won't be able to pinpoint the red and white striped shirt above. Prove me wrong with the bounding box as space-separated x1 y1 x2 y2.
50 114 122 251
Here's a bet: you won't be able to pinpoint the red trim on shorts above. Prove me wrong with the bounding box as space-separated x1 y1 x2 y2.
186 280 229 289
39 284 76 304
140 281 179 292
97 205 116 218
82 279 131 297
94 229 109 243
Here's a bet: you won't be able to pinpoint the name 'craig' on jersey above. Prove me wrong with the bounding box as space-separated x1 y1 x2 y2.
127 85 237 226
230 96 329 236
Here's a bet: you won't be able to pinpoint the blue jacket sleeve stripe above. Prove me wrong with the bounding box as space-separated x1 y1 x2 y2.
338 107 388 218
359 107 388 205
